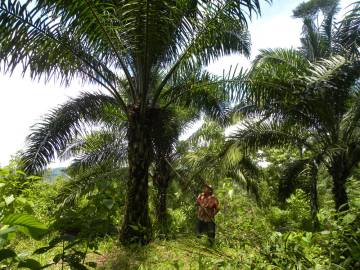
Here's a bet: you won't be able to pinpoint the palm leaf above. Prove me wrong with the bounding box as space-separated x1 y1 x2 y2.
2 213 47 240
0 0 128 107
152 0 270 102
58 164 127 207
21 92 119 173
335 1 360 56
278 158 310 202
228 119 309 154
65 128 128 171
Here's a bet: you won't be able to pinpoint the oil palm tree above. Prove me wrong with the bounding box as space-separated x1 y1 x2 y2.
0 0 269 243
230 48 360 214
64 105 205 236
20 68 238 239
293 0 341 60
175 120 261 203
293 0 360 59
228 1 360 214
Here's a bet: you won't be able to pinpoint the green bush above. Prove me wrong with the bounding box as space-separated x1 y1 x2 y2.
267 189 312 231
0 165 48 269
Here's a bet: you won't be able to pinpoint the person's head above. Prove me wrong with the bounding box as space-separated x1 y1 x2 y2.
203 184 213 195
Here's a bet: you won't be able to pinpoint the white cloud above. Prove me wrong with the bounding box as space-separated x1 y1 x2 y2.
250 14 302 55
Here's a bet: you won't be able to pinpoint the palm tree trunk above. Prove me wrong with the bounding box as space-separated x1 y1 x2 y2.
329 155 350 211
331 172 349 211
310 161 319 231
120 106 152 244
153 158 171 237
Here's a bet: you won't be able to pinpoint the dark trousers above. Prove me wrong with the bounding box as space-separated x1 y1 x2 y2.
196 219 216 243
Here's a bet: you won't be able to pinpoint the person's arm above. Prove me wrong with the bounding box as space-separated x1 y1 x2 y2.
196 194 202 205
214 198 220 215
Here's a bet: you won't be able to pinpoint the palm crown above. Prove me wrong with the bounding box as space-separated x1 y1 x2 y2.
0 0 260 109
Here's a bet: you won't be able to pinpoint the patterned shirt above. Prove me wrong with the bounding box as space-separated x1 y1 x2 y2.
196 193 219 222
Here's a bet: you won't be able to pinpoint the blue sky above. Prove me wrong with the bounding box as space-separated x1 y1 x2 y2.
0 0 355 166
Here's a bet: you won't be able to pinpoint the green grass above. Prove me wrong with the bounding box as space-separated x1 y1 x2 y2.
10 185 359 269
14 234 259 269
97 237 253 270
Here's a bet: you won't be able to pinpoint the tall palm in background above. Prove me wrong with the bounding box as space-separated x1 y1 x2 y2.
175 120 261 203
293 0 341 61
0 0 269 243
228 1 360 216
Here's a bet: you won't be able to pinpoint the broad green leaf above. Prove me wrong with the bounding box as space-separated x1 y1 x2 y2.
102 198 114 210
33 236 62 254
4 195 14 206
33 246 55 255
16 197 28 205
69 262 88 270
342 213 356 225
228 189 234 198
18 258 42 269
15 170 26 176
2 214 47 240
129 225 139 231
0 248 17 262
26 176 41 181
0 226 17 241
352 200 360 208
53 254 62 264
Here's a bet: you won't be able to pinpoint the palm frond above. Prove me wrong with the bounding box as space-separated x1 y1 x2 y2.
305 55 346 85
226 167 260 202
247 48 309 108
341 90 360 142
66 128 128 172
321 1 339 45
0 0 128 105
57 164 127 208
186 121 224 148
21 92 119 173
335 1 360 56
227 119 309 154
151 107 181 158
0 0 268 111
252 48 309 71
279 158 310 202
153 0 270 101
231 155 260 179
299 17 331 60
305 56 360 130
293 0 339 19
224 151 261 201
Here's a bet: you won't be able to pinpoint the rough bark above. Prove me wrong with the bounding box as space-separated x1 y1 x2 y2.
120 106 152 244
153 158 171 236
309 161 319 231
331 171 349 211
329 155 350 212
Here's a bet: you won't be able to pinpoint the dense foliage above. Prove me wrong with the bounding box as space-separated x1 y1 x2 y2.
1 159 359 269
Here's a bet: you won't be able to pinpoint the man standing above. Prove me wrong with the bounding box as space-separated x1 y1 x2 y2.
196 184 220 244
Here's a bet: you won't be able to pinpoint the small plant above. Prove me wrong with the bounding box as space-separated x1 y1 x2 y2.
0 166 47 269
33 233 97 269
